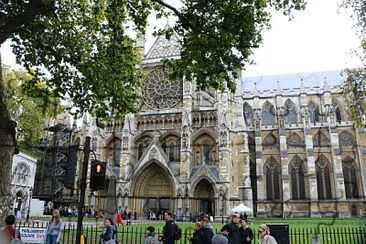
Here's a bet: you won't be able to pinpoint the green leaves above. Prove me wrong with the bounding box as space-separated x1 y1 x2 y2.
4 0 306 125
2 66 61 156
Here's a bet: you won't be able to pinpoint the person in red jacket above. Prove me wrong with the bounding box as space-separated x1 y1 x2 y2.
0 214 21 242
116 212 123 226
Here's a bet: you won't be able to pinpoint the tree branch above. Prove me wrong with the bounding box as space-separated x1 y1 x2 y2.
150 0 191 27
0 0 44 44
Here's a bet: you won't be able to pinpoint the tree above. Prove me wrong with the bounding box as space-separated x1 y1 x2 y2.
341 0 366 126
3 66 61 157
0 0 306 221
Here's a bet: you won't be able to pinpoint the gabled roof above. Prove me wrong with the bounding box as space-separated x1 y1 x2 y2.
144 24 181 61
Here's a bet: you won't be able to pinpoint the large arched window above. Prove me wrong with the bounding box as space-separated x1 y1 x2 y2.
106 138 121 166
261 101 276 126
161 135 180 162
342 158 359 199
316 155 332 200
289 155 306 200
243 103 253 127
192 133 217 166
264 157 281 200
308 102 320 123
284 99 298 124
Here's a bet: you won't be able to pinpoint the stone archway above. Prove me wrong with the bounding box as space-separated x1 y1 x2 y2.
132 162 174 216
193 179 215 216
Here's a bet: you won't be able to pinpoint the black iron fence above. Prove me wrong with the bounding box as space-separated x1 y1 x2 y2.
15 221 366 244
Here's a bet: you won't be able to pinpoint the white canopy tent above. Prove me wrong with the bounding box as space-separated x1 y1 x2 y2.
230 203 253 213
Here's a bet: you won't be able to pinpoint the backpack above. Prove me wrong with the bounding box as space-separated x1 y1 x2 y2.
173 223 182 240
148 236 159 244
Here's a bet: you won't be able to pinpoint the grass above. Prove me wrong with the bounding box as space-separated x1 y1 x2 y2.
27 217 365 244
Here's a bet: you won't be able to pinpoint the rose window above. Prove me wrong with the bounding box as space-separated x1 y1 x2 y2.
142 68 182 109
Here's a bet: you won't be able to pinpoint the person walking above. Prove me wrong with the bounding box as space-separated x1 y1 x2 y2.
0 214 21 243
116 212 123 226
211 224 231 244
196 218 213 244
44 209 63 244
258 224 277 244
239 219 253 244
144 226 159 244
161 211 175 244
100 218 116 244
228 214 241 244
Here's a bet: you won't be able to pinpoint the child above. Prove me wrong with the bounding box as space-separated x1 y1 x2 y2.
0 215 21 242
144 226 158 244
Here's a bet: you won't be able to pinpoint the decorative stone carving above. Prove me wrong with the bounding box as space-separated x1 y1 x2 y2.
122 129 129 151
219 124 228 148
181 125 190 149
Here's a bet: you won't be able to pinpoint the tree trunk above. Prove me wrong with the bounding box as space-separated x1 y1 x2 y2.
0 50 17 227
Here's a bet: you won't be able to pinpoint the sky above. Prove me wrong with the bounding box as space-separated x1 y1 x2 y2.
0 0 362 77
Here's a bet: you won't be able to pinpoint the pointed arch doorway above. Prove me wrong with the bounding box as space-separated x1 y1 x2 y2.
132 162 174 216
193 179 215 215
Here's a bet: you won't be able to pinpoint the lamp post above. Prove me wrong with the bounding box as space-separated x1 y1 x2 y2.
26 187 33 222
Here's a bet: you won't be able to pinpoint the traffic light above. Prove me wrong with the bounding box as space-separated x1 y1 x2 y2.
90 160 106 191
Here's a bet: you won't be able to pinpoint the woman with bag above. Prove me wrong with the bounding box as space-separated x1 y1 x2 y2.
100 218 116 244
44 209 63 244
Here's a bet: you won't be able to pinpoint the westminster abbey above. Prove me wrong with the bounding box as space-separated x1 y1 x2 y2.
71 29 366 219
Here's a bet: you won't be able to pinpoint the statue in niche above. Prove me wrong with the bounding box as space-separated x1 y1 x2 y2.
219 123 228 147
181 125 189 149
195 150 201 165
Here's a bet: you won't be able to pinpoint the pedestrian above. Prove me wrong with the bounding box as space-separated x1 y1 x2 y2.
196 218 213 244
212 224 231 244
189 222 201 244
161 211 175 244
144 226 159 244
258 224 277 244
100 218 116 244
116 212 123 226
0 214 21 243
44 209 63 244
228 214 241 244
239 219 253 244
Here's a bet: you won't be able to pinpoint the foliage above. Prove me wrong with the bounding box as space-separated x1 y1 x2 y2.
1 0 306 123
341 0 366 126
2 65 61 156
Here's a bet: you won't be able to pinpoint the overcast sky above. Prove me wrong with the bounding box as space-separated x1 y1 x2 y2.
1 0 361 77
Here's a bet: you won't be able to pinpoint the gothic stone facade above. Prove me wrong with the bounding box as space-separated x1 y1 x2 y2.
78 31 366 218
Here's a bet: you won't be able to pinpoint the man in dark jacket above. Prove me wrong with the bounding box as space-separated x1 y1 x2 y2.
196 218 214 244
162 211 175 244
228 214 241 244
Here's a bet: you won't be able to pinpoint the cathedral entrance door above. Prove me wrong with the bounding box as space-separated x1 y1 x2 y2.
193 179 215 216
132 162 174 215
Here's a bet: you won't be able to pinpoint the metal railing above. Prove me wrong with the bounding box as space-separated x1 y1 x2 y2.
15 221 366 244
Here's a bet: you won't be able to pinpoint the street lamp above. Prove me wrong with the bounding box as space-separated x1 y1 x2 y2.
26 187 33 222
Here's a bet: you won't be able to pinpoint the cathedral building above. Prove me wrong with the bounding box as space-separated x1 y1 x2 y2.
74 29 366 219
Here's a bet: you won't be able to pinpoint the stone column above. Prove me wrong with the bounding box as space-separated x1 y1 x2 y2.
328 126 347 216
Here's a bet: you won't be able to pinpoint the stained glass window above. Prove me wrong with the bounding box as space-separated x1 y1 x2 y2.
290 155 306 200
265 157 281 200
316 156 332 200
262 102 276 126
284 99 298 124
